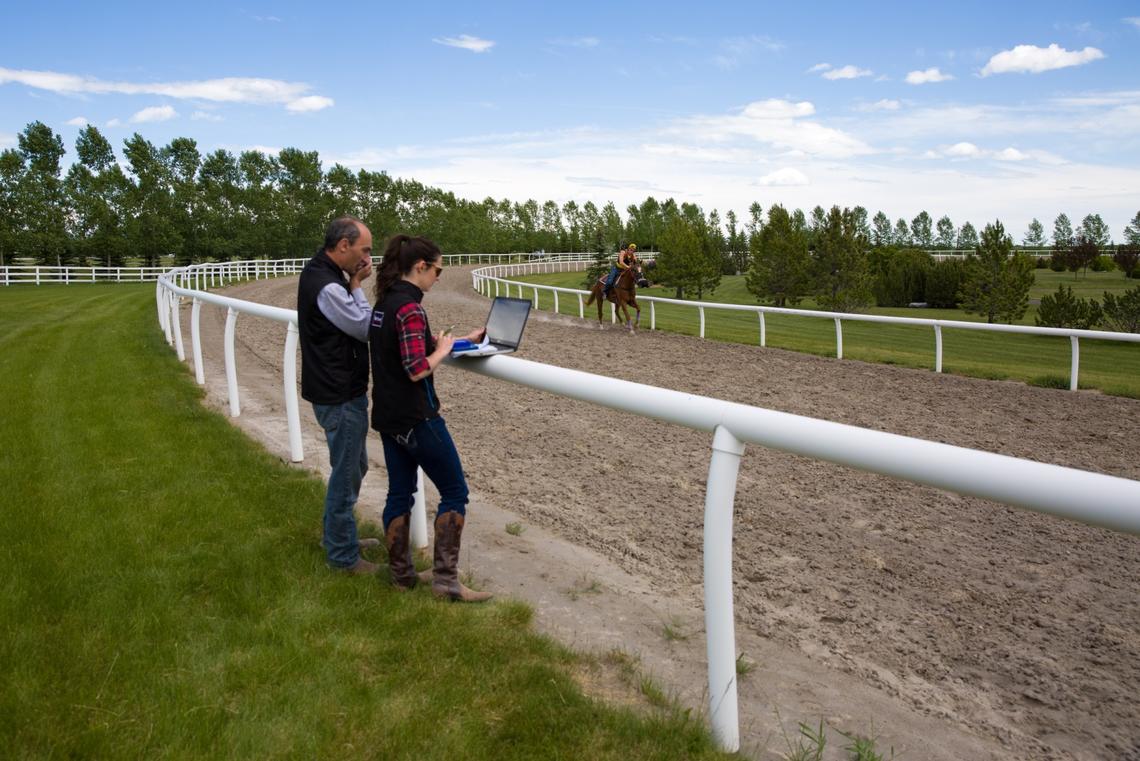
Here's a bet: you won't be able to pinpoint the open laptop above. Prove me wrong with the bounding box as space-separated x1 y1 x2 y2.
450 297 532 357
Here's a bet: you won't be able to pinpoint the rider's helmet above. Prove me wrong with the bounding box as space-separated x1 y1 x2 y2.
628 243 637 252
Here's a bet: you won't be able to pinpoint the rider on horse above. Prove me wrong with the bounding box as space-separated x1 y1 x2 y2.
603 243 637 298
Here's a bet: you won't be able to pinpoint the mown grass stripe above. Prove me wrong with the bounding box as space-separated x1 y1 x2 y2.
0 284 725 760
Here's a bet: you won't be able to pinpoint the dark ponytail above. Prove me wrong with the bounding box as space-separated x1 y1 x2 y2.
374 234 442 299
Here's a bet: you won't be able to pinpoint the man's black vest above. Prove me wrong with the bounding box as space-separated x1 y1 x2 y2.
297 253 369 405
369 280 440 434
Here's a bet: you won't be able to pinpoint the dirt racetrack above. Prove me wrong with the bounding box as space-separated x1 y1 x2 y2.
183 266 1140 761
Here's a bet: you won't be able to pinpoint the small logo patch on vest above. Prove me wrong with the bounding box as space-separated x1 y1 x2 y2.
370 309 384 328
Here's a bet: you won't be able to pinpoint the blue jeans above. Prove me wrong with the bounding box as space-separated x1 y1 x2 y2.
379 416 468 531
605 266 618 290
312 395 369 568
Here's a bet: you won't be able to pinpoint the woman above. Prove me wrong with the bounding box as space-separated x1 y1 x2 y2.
369 234 490 601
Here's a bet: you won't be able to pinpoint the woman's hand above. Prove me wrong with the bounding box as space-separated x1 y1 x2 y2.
434 332 456 355
464 327 486 342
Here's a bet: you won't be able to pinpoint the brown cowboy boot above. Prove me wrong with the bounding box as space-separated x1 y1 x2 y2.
431 512 492 602
385 514 418 590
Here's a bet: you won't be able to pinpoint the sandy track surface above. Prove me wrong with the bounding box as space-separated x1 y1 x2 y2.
180 267 1140 761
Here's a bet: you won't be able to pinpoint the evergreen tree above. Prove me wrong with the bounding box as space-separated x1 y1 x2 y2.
910 210 933 247
959 220 1033 324
893 218 911 246
956 221 979 249
744 204 810 307
935 215 955 248
1124 211 1140 246
814 206 873 312
1022 218 1046 247
871 211 892 247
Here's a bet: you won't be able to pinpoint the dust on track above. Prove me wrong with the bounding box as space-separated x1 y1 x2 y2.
184 266 1140 761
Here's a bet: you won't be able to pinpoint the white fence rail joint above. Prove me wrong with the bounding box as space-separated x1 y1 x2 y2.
157 257 1140 753
470 260 1140 392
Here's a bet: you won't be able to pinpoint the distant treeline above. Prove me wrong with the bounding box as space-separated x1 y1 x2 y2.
1 120 1139 283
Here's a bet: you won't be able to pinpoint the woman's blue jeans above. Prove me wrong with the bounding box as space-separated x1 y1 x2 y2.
379 416 468 531
312 395 369 569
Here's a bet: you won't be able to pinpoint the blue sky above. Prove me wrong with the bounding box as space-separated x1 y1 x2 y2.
3 1 1139 238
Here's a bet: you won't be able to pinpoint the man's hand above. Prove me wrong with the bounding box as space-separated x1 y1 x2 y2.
349 257 373 289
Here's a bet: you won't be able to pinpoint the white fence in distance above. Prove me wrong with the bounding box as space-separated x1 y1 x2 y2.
156 257 1140 752
471 259 1140 392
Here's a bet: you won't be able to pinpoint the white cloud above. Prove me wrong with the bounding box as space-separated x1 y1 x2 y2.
130 105 177 123
714 35 784 70
807 62 831 73
994 147 1029 161
906 67 954 84
66 116 89 126
0 132 15 149
944 141 981 157
980 43 1104 76
551 36 599 48
756 167 809 186
433 34 495 53
0 67 333 111
822 65 872 80
191 110 223 122
672 99 871 160
286 95 334 112
1125 17 1140 30
106 118 121 128
861 99 901 112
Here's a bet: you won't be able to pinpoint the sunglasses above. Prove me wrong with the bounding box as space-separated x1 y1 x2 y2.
424 262 442 277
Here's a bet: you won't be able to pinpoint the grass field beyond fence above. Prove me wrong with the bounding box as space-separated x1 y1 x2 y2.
512 270 1140 398
0 284 728 760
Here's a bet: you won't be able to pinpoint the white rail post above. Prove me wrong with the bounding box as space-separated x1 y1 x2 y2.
1070 336 1080 391
578 293 584 319
156 283 167 337
553 290 559 314
611 302 616 324
170 293 185 360
191 298 205 385
533 286 539 309
758 312 766 347
224 307 241 417
411 468 429 549
699 306 706 338
651 301 656 331
283 322 304 462
934 325 943 373
704 425 744 752
834 318 843 359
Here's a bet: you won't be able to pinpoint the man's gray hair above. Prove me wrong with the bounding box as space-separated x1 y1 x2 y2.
322 216 363 253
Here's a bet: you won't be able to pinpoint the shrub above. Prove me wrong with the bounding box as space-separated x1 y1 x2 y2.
872 249 931 307
1034 256 1049 269
1114 245 1139 279
924 257 964 308
1090 254 1115 272
1101 285 1140 333
1035 284 1102 329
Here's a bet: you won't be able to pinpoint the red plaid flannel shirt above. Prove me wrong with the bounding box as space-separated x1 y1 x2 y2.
395 301 432 379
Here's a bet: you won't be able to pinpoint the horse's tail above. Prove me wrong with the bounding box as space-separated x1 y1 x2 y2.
586 286 597 306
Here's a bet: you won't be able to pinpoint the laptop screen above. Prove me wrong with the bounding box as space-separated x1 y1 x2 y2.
485 297 531 349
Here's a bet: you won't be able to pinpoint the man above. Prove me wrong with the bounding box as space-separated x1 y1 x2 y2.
298 216 377 575
603 242 637 298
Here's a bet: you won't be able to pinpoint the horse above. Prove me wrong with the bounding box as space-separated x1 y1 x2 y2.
585 261 650 333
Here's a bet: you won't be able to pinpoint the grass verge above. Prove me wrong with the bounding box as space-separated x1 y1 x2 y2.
512 270 1140 398
0 283 730 760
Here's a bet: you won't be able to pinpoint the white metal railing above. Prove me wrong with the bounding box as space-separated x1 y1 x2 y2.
155 257 1140 753
472 261 1140 392
3 252 563 286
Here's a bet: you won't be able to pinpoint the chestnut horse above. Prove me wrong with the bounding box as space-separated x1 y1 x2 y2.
586 261 649 333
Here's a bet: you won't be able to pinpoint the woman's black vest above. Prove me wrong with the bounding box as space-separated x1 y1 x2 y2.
370 281 440 434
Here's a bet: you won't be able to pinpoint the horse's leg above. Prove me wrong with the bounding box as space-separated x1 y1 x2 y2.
631 297 641 332
595 286 604 323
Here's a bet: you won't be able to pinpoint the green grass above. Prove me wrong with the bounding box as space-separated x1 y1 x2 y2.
511 270 1140 398
0 284 730 760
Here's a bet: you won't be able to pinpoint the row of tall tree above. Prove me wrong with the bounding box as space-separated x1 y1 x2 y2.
3 120 1140 320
